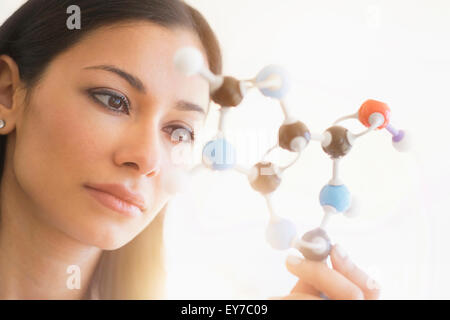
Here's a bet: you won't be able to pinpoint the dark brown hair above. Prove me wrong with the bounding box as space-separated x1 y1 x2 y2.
0 0 222 176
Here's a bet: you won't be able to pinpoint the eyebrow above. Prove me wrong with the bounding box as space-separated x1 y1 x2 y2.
83 64 206 115
175 101 206 115
84 65 146 93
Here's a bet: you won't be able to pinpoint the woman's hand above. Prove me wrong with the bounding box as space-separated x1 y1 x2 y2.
270 244 381 300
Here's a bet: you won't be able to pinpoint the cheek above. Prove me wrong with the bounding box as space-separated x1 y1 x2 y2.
12 87 122 224
15 99 106 186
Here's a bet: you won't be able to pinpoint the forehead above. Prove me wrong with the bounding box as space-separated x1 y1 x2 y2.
77 21 206 65
48 21 210 103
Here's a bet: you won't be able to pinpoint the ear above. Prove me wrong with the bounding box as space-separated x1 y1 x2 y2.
0 54 24 134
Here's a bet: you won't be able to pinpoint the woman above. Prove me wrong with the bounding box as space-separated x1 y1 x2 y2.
0 0 379 299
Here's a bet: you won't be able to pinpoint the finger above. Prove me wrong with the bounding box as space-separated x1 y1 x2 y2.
286 253 364 300
269 293 324 300
330 244 381 300
290 278 321 296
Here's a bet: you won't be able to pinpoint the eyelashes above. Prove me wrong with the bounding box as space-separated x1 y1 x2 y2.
162 125 195 144
87 88 130 114
87 88 195 143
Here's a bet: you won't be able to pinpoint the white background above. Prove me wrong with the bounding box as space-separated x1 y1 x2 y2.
1 0 449 299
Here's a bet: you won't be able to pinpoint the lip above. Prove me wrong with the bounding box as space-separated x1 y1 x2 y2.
84 183 147 217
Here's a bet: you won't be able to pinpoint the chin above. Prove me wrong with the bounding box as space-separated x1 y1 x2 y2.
91 236 131 251
76 223 138 251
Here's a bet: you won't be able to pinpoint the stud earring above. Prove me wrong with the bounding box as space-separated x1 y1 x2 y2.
0 120 5 129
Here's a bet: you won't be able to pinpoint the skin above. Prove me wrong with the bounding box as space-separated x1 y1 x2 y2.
0 21 210 299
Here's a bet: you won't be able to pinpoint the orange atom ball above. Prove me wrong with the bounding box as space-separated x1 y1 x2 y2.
358 99 391 129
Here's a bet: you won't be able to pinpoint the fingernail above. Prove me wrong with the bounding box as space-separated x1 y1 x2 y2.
366 277 381 291
334 244 348 259
286 254 303 266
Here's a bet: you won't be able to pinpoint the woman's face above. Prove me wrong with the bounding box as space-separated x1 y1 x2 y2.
8 22 210 250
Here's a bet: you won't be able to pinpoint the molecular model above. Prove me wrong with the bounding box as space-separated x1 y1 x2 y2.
174 47 410 262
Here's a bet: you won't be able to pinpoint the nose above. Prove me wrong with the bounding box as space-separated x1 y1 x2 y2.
113 122 162 177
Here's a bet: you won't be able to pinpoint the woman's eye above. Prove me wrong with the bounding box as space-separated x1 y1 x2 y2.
89 89 130 114
164 126 195 144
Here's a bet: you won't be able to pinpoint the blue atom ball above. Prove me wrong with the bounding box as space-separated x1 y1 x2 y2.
319 184 351 213
202 138 237 171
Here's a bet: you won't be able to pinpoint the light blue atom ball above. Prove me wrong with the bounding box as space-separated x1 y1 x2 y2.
319 184 351 213
202 138 237 171
255 65 291 100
